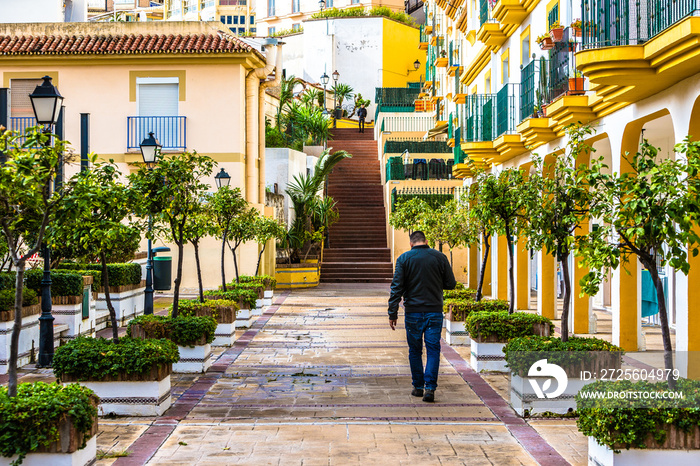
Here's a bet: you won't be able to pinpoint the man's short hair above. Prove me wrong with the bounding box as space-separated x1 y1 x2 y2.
410 231 427 243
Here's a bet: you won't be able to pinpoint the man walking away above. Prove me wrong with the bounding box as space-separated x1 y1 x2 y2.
388 231 456 402
357 104 367 133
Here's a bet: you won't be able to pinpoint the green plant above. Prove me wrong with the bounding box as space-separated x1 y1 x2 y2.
265 124 287 148
0 382 98 465
209 186 249 291
0 288 38 312
0 272 15 291
24 269 83 297
177 299 239 322
466 311 554 341
128 314 217 347
570 19 582 29
53 336 179 381
503 336 623 376
549 21 562 29
443 288 476 300
239 275 277 289
536 33 551 43
443 298 509 321
58 263 141 287
204 289 258 309
576 378 700 452
53 269 102 288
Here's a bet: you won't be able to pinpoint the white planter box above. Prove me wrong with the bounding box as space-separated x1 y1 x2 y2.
263 289 273 306
212 322 235 347
0 436 96 466
510 373 594 416
251 306 263 316
470 340 508 373
95 286 145 326
235 307 255 328
173 344 212 373
52 287 95 338
587 436 700 465
445 318 469 345
0 309 40 374
94 309 109 332
255 298 263 309
74 376 171 417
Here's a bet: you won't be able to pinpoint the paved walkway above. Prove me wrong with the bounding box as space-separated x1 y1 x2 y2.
92 285 585 465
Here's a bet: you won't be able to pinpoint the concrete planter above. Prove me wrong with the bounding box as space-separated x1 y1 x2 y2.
173 344 212 373
445 317 469 345
0 304 41 374
51 287 95 339
510 373 594 416
470 340 507 373
0 412 98 466
263 289 273 307
235 306 255 328
276 265 319 289
587 434 700 465
63 365 172 417
213 323 236 347
94 284 145 327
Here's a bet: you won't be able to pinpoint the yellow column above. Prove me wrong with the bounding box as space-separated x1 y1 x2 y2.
688 230 700 378
468 245 479 289
573 252 591 334
497 235 508 301
539 253 556 319
516 241 529 310
483 240 492 296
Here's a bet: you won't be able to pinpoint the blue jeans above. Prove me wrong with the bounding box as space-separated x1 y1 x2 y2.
405 312 443 390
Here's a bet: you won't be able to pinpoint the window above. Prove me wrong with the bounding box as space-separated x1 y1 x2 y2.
292 23 301 31
238 28 245 34
250 27 257 33
268 0 275 16
137 78 179 117
292 0 300 12
233 16 238 24
250 16 254 24
220 15 225 23
521 27 530 65
239 15 245 24
501 49 509 84
226 15 232 24
327 0 333 6
546 0 559 29
268 27 276 36
9 78 43 117
351 0 359 4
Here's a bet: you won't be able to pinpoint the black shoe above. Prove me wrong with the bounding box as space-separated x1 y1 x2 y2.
411 388 424 397
423 389 435 402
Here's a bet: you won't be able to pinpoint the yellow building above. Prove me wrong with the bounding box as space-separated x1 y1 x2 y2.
374 0 700 373
164 0 256 35
0 20 280 288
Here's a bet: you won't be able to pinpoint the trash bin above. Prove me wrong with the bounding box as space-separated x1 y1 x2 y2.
153 256 172 291
334 107 343 119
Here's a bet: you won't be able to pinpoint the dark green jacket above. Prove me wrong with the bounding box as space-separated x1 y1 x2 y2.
388 245 457 320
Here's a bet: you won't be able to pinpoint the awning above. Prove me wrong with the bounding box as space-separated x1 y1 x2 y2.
422 123 448 140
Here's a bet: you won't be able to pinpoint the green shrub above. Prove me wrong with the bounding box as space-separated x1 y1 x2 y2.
443 288 477 300
576 378 700 452
53 269 102 288
128 314 217 347
443 298 509 321
177 299 239 321
0 288 38 312
59 263 141 288
204 289 258 309
466 311 554 342
0 382 98 465
503 336 624 376
52 336 179 381
24 269 83 297
265 125 287 148
0 272 16 291
239 275 277 289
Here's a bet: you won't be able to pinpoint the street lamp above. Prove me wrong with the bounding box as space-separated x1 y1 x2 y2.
414 59 421 71
29 76 62 368
318 0 325 11
214 168 231 189
140 132 161 315
320 72 329 116
332 70 340 128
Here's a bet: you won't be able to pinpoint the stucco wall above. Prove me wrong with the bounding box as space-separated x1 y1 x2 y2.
0 0 64 22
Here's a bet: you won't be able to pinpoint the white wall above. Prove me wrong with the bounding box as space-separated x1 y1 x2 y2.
0 0 64 22
265 147 309 226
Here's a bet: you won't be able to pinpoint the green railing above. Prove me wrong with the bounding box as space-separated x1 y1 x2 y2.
496 83 520 137
385 138 452 154
519 59 540 122
385 158 454 181
582 0 699 48
391 186 457 211
448 40 461 67
419 24 429 42
375 87 421 113
479 0 490 26
461 94 496 142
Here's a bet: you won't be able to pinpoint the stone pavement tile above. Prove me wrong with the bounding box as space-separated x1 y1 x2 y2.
95 423 149 466
528 420 587 466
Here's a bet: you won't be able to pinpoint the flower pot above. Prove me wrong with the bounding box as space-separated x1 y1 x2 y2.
538 37 554 50
549 27 565 42
567 77 585 95
572 27 581 37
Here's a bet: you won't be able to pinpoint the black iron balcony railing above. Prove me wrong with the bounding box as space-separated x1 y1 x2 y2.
582 0 700 49
520 59 542 122
384 138 452 154
391 186 458 211
386 157 454 181
496 83 520 137
127 116 187 151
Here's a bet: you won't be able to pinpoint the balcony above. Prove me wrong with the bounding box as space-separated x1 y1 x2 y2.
375 87 422 116
384 138 452 154
577 0 700 106
127 116 187 151
477 0 508 48
448 41 462 77
419 25 429 50
391 186 462 211
386 157 455 181
375 113 436 135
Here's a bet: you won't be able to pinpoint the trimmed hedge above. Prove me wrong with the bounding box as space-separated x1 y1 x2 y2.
0 288 38 312
128 314 217 347
53 336 179 381
443 288 477 300
204 289 258 309
239 274 277 289
54 269 102 288
466 311 554 342
177 299 239 322
0 382 98 465
58 263 141 288
503 336 624 376
443 298 509 322
576 378 700 452
0 272 16 291
25 269 83 297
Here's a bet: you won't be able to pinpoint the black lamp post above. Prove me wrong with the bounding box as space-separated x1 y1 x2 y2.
214 168 231 190
318 0 325 11
332 70 339 128
140 132 161 315
320 72 329 116
30 76 63 368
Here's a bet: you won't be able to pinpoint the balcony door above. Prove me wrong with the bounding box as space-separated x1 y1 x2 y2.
136 78 180 150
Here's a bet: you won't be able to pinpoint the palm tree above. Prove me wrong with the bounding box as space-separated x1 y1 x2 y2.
331 83 354 111
277 74 297 129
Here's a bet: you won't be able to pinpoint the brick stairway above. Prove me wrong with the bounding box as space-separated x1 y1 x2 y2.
322 128 393 283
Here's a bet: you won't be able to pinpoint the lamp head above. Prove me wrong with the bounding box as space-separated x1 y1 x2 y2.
332 69 340 82
214 167 231 189
29 75 63 126
413 59 421 70
321 72 329 86
139 132 161 166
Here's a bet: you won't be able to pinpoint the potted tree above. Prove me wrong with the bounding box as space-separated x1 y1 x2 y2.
178 299 239 347
204 288 258 328
128 314 217 373
465 311 553 372
443 298 509 345
0 382 98 466
53 336 179 416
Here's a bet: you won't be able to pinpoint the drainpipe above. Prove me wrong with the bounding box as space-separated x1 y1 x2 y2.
259 43 283 203
245 40 281 204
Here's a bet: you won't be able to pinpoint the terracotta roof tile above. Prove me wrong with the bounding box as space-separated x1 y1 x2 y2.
0 32 259 57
